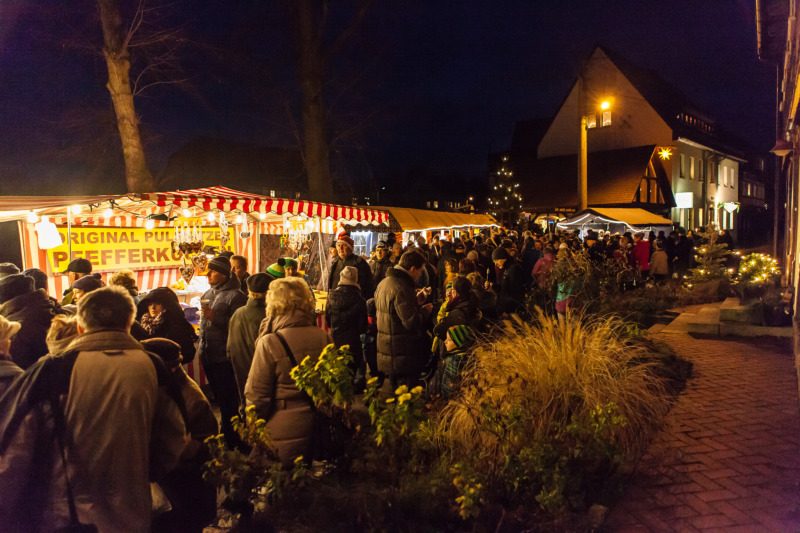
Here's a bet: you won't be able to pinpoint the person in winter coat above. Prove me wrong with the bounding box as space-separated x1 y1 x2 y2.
134 287 197 365
440 324 476 398
71 273 105 302
374 250 433 388
649 240 670 283
0 273 59 369
231 255 250 297
328 233 375 299
466 272 499 325
362 298 383 386
531 246 556 288
109 269 140 305
197 256 247 448
245 277 332 467
0 315 22 397
227 273 269 405
631 232 650 277
370 240 394 287
60 257 93 306
491 247 526 316
0 286 187 533
143 338 218 533
44 315 80 356
325 266 368 388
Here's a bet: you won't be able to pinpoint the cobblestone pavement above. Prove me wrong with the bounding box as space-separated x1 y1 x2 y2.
605 334 800 532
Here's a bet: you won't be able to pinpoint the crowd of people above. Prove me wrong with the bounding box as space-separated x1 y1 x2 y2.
0 222 723 531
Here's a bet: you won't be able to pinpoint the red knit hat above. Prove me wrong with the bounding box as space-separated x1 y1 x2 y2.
337 232 354 250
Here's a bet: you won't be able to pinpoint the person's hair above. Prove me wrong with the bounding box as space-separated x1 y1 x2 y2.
543 246 554 255
444 258 458 273
452 275 472 297
458 258 477 275
109 269 138 296
76 285 136 332
466 272 485 289
46 315 79 343
266 277 315 317
398 249 426 270
248 290 266 300
231 255 248 269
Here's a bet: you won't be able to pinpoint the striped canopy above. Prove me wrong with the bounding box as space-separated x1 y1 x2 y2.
0 186 388 226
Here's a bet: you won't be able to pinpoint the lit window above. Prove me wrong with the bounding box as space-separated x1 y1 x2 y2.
587 113 597 129
426 201 431 209
690 156 695 179
433 201 438 209
295 192 301 199
270 190 276 197
747 183 751 196
723 167 728 186
602 111 612 127
730 169 735 188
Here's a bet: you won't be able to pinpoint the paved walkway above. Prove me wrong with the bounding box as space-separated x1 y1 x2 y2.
605 333 800 532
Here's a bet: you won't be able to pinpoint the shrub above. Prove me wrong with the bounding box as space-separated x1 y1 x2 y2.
438 309 671 514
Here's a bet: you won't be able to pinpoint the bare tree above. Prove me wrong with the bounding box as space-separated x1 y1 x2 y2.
290 0 373 201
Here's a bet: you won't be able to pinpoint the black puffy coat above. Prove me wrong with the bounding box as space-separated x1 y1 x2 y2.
134 287 198 364
498 260 526 315
374 267 426 377
0 289 59 369
325 284 367 360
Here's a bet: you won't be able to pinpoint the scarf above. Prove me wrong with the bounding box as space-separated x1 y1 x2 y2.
140 311 165 336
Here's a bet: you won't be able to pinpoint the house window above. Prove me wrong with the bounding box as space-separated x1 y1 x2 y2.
730 169 735 188
353 232 370 258
698 158 705 181
269 190 276 197
747 183 752 196
602 111 612 126
708 161 715 183
587 113 597 129
690 156 695 179
433 201 438 209
679 155 685 178
426 201 431 209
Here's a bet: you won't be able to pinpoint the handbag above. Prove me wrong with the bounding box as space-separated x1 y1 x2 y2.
274 332 350 462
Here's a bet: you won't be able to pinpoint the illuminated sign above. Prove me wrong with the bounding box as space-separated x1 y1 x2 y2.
675 192 694 209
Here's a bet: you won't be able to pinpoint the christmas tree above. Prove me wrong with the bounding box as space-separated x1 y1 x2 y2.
686 223 730 284
487 154 523 225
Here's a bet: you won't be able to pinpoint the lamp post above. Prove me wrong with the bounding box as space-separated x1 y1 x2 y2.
578 83 610 212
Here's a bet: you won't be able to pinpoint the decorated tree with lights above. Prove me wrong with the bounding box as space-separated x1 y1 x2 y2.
686 223 730 283
487 154 523 225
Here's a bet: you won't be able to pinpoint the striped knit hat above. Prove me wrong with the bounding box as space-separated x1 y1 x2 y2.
265 257 286 278
447 324 475 348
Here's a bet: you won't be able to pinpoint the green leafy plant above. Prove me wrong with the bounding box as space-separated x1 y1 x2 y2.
451 462 486 519
363 381 426 447
290 343 355 408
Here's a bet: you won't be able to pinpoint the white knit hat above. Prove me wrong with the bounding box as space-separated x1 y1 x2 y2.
338 266 360 289
0 315 21 342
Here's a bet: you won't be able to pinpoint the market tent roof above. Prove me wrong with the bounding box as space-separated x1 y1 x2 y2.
370 206 499 232
557 208 673 230
0 186 388 226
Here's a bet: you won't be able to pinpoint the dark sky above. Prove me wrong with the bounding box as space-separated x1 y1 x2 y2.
0 0 776 196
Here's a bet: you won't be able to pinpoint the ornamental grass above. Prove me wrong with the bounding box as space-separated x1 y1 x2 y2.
440 308 671 463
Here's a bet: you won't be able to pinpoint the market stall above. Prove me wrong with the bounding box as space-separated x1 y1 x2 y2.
351 206 499 250
556 207 674 236
0 186 388 384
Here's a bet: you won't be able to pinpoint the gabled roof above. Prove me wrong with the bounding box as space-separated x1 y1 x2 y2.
598 46 745 159
558 208 673 229
518 145 663 210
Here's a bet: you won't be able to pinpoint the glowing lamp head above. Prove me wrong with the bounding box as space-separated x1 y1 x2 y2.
71 205 82 215
258 212 266 220
600 100 611 110
235 215 243 224
145 219 155 230
182 208 191 218
27 212 38 224
207 212 215 222
103 208 113 218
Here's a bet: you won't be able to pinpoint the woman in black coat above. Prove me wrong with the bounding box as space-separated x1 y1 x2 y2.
134 287 198 363
324 266 368 382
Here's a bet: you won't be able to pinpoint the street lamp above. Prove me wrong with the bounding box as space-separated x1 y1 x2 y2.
578 95 611 211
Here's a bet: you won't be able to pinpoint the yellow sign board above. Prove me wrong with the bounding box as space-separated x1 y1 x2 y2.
46 226 235 272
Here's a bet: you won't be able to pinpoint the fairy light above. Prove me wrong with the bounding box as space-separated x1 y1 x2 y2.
103 207 113 218
27 212 38 224
207 212 215 222
182 208 191 218
144 218 155 230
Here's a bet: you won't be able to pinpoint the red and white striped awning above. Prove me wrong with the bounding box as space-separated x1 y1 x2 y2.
138 186 388 225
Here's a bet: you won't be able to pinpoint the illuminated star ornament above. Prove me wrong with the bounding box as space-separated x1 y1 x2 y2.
658 147 672 160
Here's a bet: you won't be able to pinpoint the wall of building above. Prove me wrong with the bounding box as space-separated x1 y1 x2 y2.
538 48 673 159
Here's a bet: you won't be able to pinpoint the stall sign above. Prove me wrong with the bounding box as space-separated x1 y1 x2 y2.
45 226 235 272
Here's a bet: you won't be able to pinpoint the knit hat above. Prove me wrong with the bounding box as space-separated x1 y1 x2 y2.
265 257 286 278
0 263 21 279
0 315 21 342
207 256 232 277
338 266 359 289
447 324 475 348
141 338 183 368
0 274 35 304
247 273 271 293
218 251 234 260
61 257 92 274
22 268 48 291
72 273 104 293
491 247 509 261
337 233 354 250
375 240 388 250
282 257 298 269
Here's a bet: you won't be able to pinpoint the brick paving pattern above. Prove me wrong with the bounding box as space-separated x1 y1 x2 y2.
605 334 800 532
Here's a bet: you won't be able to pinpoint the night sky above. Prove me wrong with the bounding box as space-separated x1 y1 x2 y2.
0 0 776 196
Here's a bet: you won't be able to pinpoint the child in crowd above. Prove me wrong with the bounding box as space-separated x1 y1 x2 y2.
440 324 476 398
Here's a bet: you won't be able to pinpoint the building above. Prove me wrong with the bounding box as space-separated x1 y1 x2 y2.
512 46 747 235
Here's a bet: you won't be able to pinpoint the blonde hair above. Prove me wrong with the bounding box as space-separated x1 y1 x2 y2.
266 277 314 317
46 315 79 343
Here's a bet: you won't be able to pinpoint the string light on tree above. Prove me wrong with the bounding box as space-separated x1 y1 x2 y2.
487 154 522 224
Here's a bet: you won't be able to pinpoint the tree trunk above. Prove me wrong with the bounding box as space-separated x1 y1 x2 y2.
98 0 154 193
294 0 334 201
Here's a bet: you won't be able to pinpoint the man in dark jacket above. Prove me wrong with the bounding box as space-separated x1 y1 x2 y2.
197 256 247 447
133 287 198 364
370 240 393 287
328 233 374 299
325 266 368 388
60 257 93 306
491 247 526 316
230 255 250 297
226 273 269 405
374 250 433 388
0 274 59 369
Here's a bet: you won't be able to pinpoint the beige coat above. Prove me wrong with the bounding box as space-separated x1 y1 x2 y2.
245 309 331 467
0 331 187 533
